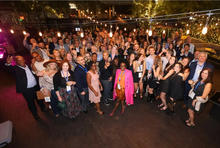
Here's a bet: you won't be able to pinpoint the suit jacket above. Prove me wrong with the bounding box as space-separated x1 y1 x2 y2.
187 61 214 81
113 69 134 105
7 65 37 93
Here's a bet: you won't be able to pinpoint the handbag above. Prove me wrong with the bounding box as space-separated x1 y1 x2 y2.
57 101 66 110
36 91 45 100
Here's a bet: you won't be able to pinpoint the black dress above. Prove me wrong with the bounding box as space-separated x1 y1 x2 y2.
134 61 144 83
160 67 171 93
169 73 184 100
148 66 160 89
188 81 206 111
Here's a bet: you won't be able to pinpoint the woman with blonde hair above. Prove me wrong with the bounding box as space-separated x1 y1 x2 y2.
38 59 60 117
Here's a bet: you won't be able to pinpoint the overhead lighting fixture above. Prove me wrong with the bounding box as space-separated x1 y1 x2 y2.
69 3 77 9
202 26 208 35
162 30 166 34
109 31 113 38
148 30 152 36
39 32 42 36
10 29 14 34
22 30 27 35
57 32 61 37
80 32 84 38
124 27 126 31
186 29 190 35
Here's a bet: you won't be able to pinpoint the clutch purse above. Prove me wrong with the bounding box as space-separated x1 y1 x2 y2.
57 101 66 110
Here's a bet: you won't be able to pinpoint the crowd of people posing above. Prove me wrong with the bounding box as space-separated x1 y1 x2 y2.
6 28 214 127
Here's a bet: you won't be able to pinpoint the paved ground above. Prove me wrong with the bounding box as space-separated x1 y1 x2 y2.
0 64 219 148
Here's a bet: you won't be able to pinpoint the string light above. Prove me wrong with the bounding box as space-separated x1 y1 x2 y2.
57 32 61 37
146 29 149 34
80 32 84 38
39 32 42 36
10 29 14 34
202 26 208 35
22 30 27 35
109 31 113 38
148 30 152 36
186 29 190 35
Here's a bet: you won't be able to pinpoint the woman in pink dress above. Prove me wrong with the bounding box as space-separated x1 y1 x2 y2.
86 62 104 115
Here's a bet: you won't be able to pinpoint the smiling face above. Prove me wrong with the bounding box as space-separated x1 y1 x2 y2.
120 62 126 71
201 69 209 81
169 56 176 65
198 52 207 63
62 62 69 72
174 63 182 73
182 58 189 67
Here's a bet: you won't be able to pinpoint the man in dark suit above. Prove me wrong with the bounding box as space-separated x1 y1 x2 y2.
74 55 89 113
6 56 45 120
184 51 214 105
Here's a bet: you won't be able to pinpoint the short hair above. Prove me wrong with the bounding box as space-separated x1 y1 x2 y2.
184 43 190 48
199 51 208 58
147 45 155 51
92 52 97 56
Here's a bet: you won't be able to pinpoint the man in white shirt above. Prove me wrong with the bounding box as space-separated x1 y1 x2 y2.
6 56 45 120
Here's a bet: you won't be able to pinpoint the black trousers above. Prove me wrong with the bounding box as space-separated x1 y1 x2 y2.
22 87 45 117
76 88 89 111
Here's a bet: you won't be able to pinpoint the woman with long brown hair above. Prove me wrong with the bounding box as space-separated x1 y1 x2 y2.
186 68 213 127
147 55 163 102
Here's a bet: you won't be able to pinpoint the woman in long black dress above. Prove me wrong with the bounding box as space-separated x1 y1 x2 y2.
169 62 184 112
53 60 82 119
158 56 176 110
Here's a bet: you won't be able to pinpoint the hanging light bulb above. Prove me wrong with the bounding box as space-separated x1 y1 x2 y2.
105 24 107 27
116 26 119 30
39 32 42 36
10 29 14 34
133 28 136 32
110 25 113 28
80 32 84 38
22 30 27 35
175 23 178 26
0 28 2 32
186 24 189 26
202 26 208 35
148 30 152 36
109 31 113 38
146 29 149 34
57 32 61 37
186 29 190 35
162 30 166 34
200 23 202 26
124 27 127 31
216 23 218 26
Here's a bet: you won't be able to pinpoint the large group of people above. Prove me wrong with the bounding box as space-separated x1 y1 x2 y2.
6 27 214 127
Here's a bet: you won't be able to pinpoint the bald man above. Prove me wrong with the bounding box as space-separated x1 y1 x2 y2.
74 56 89 113
6 56 45 120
